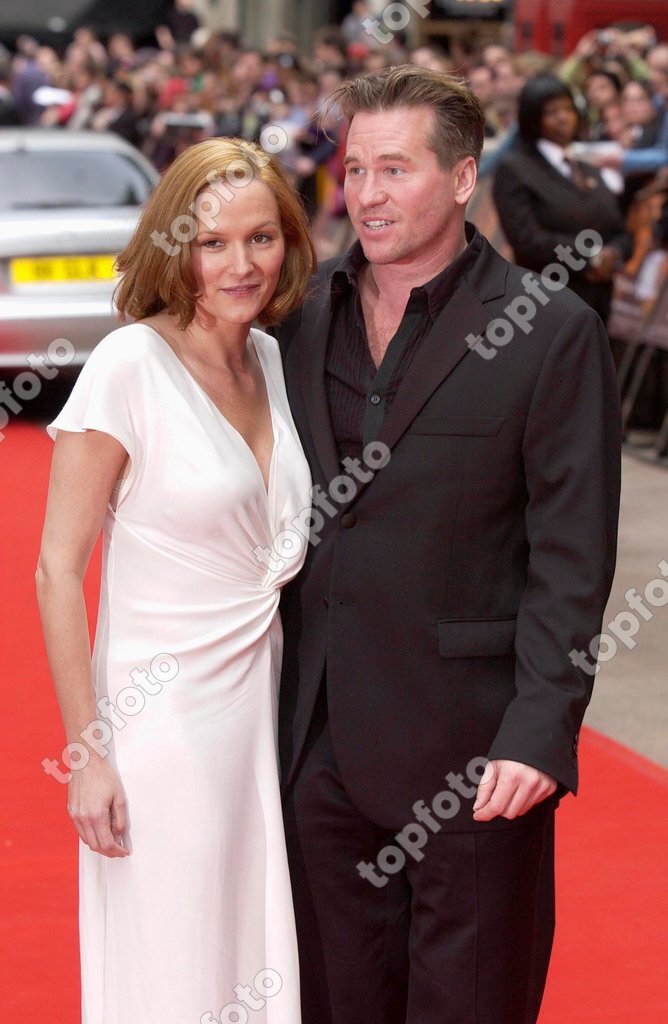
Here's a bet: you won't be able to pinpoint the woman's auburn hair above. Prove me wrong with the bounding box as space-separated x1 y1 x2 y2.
114 137 317 328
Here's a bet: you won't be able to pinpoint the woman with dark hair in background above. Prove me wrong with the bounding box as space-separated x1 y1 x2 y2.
493 74 631 322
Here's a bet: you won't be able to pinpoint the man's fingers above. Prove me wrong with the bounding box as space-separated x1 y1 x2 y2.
474 761 559 821
472 760 497 812
473 761 520 821
511 778 559 819
473 772 518 822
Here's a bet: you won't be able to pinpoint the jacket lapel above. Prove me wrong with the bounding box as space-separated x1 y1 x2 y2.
297 287 341 485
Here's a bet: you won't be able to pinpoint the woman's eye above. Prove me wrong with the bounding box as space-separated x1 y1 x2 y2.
251 233 272 244
202 238 223 248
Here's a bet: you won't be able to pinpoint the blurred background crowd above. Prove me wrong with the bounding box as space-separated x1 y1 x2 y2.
1 0 667 436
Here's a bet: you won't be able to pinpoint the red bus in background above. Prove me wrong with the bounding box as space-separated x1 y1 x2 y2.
514 0 668 55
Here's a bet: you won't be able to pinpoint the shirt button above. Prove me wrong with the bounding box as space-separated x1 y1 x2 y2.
340 512 357 528
369 393 381 405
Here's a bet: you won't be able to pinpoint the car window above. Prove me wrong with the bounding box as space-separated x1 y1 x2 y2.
0 150 154 209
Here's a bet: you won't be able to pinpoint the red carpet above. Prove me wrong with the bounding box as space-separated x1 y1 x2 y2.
1 420 667 1022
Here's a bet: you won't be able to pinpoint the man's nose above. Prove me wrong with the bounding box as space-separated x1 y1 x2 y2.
357 172 387 207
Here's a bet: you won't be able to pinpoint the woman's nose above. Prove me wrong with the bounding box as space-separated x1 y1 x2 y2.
228 244 253 276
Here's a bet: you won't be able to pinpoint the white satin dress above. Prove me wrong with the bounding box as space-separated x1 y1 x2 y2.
48 323 312 1024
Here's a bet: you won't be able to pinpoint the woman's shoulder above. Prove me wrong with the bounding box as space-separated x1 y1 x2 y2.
87 321 164 366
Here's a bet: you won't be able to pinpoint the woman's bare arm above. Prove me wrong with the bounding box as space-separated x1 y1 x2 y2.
36 429 131 858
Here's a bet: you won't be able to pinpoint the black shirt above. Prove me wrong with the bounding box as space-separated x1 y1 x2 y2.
325 222 483 463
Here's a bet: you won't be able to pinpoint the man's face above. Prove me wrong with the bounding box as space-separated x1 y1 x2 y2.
343 107 474 271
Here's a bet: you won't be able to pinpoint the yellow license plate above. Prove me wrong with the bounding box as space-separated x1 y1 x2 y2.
10 254 117 284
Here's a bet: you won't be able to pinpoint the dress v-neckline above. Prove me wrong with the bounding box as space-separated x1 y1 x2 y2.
141 323 277 497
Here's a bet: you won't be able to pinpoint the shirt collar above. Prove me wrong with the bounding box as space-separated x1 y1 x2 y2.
536 138 570 175
331 221 483 321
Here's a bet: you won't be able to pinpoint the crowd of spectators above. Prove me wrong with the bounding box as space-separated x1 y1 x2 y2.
0 7 667 310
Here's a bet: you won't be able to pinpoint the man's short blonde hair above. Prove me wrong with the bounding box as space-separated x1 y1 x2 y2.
323 65 485 168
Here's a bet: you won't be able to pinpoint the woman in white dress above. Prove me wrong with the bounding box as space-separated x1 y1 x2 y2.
36 138 316 1024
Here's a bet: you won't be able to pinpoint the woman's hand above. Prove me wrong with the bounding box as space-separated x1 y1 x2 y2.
573 30 599 60
67 757 130 858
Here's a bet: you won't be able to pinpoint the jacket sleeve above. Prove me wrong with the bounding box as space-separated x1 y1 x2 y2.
486 307 622 792
622 110 668 175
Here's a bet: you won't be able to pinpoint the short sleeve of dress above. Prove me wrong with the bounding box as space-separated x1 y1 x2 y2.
46 327 140 455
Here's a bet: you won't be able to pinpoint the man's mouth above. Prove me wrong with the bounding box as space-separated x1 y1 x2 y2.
361 219 393 231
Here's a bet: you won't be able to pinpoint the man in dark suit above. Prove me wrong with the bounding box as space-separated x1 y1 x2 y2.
274 66 621 1024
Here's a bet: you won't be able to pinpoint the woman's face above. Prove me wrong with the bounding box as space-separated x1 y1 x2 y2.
539 96 579 147
622 82 656 126
190 178 286 330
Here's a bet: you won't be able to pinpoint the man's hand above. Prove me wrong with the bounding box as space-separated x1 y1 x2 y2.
472 760 557 822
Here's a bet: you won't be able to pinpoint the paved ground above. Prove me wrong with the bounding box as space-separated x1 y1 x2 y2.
586 451 668 768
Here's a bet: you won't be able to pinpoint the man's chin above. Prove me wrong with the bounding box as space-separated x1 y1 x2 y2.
358 240 400 266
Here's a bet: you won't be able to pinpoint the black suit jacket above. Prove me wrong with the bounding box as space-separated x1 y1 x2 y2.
492 143 631 321
274 229 621 831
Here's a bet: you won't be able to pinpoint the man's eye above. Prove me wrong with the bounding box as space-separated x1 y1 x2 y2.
347 166 363 176
385 167 403 175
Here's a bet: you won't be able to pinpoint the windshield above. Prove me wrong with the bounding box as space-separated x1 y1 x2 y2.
0 149 154 209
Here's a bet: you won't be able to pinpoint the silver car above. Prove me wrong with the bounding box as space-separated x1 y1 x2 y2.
0 129 159 371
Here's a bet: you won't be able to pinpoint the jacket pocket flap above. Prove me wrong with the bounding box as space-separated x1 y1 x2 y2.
409 415 505 436
438 618 516 658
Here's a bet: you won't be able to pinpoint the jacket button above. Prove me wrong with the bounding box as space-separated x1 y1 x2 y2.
340 512 356 528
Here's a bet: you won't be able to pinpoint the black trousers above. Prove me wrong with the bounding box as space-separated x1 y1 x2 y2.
283 701 556 1024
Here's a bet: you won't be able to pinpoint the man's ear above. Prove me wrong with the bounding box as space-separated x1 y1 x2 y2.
453 156 478 207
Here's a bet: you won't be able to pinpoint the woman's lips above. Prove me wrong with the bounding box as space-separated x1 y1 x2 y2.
220 285 260 297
